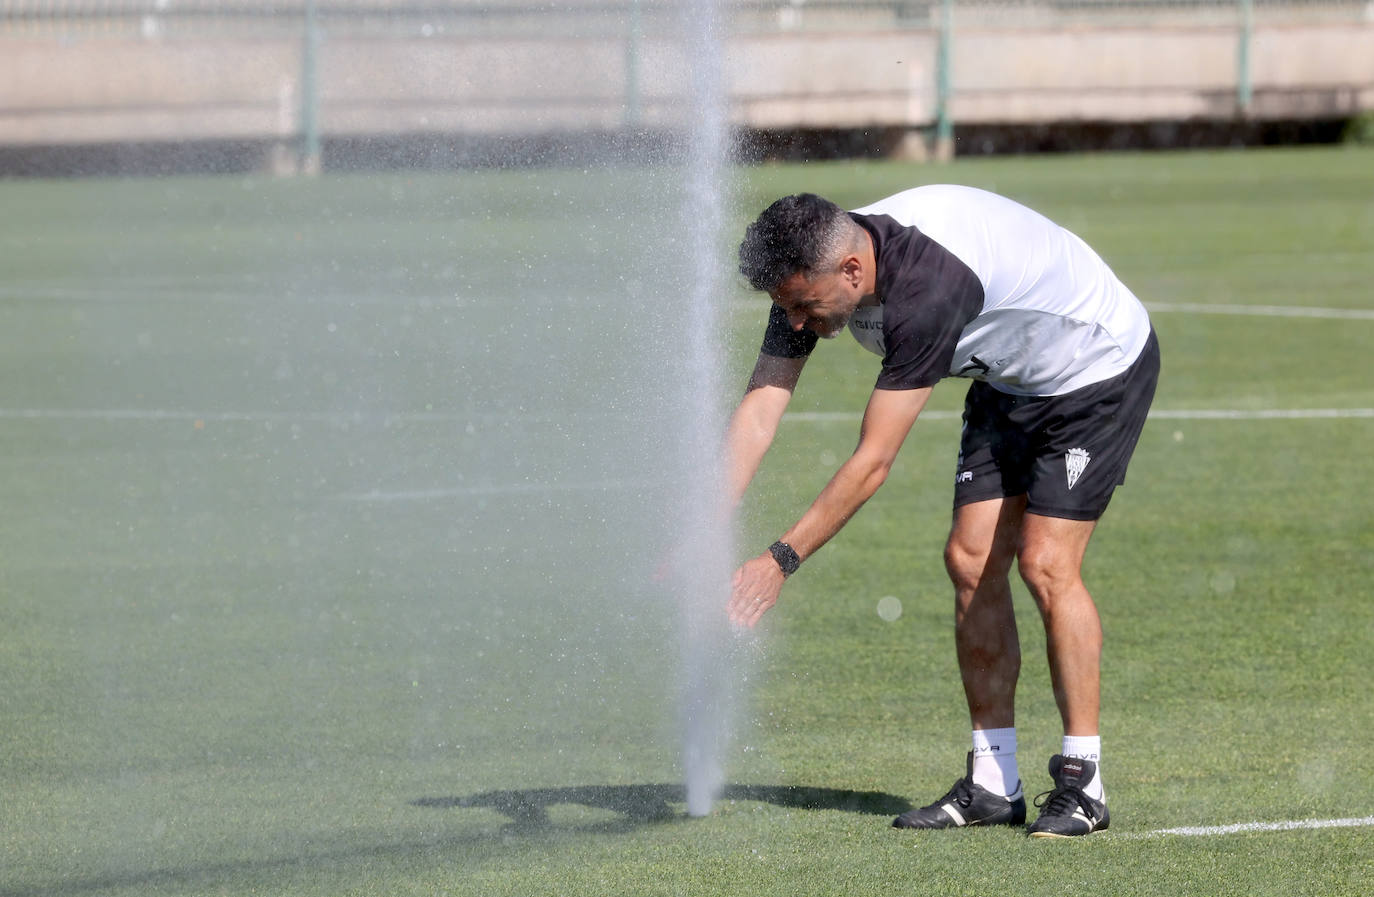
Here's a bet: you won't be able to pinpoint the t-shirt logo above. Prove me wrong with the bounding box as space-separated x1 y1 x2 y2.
957 355 992 377
847 305 886 356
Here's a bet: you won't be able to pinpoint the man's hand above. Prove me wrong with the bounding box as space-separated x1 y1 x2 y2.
727 553 786 628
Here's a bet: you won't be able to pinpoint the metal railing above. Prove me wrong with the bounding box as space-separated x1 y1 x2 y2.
2 0 1368 172
2 1 1367 37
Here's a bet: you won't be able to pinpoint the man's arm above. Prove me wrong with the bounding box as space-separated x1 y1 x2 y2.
723 352 808 508
727 385 932 627
655 352 804 584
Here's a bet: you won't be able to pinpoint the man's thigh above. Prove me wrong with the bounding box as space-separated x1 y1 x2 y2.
1018 511 1098 579
947 495 1027 575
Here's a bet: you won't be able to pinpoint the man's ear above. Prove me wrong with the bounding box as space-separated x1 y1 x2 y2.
839 254 864 288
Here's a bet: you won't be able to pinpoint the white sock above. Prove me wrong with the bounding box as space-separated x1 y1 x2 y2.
1062 734 1105 801
971 728 1021 798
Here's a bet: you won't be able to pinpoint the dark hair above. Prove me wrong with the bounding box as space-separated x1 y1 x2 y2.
737 193 852 293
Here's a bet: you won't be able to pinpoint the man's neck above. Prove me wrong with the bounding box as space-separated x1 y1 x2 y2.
859 229 880 306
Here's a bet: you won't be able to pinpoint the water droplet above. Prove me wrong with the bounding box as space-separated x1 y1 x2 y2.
1209 571 1235 595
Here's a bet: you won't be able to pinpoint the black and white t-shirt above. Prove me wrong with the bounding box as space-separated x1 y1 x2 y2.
760 185 1153 397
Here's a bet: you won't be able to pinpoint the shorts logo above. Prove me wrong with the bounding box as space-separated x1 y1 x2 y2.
956 470 974 484
1065 448 1091 490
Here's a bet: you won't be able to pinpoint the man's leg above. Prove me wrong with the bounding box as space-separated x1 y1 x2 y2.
1016 512 1099 735
1018 512 1111 837
892 496 1028 830
945 496 1025 730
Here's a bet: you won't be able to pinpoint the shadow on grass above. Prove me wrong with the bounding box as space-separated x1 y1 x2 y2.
6 785 910 897
413 783 912 826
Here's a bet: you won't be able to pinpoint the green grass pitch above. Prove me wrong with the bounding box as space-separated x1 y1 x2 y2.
1 146 1372 896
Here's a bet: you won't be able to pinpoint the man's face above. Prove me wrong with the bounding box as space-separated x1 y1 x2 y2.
770 269 862 339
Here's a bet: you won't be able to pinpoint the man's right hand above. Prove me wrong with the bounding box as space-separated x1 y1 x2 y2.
727 552 787 628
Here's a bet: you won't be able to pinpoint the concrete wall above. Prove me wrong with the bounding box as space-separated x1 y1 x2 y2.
2 38 302 145
950 24 1374 121
1 22 1371 149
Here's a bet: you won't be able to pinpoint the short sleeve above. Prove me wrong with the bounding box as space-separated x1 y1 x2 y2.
760 302 818 358
872 234 984 390
874 296 970 389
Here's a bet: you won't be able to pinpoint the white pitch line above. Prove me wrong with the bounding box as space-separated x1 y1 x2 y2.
0 407 347 423
728 299 1374 321
3 407 1374 426
0 408 630 425
783 408 1374 424
1135 815 1374 838
9 288 1372 319
785 410 960 422
339 479 656 502
1147 302 1374 320
1152 408 1374 420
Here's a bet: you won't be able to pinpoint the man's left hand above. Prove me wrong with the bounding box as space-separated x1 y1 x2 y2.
728 553 786 627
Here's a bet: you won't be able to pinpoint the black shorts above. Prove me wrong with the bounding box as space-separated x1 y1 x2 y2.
953 330 1160 521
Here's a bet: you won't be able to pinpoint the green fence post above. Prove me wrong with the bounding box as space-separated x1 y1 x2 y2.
625 0 642 129
299 0 322 175
933 0 954 161
1237 0 1253 116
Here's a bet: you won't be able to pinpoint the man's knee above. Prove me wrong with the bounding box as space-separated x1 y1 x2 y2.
946 498 1024 601
1016 515 1096 606
945 532 1013 597
1017 542 1082 605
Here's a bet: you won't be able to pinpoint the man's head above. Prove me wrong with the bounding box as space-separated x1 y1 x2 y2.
737 193 874 339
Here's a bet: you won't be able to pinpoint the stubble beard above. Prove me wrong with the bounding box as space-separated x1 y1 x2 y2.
815 311 852 339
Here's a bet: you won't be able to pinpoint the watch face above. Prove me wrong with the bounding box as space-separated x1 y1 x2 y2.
770 542 800 576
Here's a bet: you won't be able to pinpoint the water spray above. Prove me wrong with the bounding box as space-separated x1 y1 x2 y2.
674 0 736 818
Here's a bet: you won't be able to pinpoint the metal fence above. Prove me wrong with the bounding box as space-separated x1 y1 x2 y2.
2 0 1369 172
2 0 1369 38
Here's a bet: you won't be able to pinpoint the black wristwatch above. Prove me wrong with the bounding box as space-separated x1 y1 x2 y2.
768 541 802 577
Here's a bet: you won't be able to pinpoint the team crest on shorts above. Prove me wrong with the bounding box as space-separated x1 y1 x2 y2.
1064 447 1091 490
